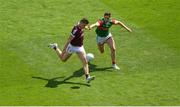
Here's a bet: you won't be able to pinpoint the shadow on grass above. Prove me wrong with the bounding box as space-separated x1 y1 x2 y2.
32 63 113 89
89 62 113 72
32 68 90 89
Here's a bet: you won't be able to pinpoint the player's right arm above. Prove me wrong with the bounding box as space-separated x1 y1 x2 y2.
89 22 100 30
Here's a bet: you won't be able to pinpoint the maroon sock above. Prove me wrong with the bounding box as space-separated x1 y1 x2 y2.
53 47 57 50
112 61 115 65
85 74 90 79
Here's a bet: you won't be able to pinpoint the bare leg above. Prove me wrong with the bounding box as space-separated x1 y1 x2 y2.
55 48 72 62
106 37 116 64
77 51 95 82
97 43 105 53
77 51 89 75
106 37 120 70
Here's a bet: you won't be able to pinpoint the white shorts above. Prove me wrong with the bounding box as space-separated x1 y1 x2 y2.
66 44 85 54
96 33 112 45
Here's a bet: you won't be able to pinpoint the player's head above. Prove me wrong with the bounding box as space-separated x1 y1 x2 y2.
104 12 111 22
79 18 89 29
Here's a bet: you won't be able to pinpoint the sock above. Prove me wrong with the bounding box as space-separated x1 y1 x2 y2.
85 74 90 79
53 47 57 50
112 61 116 65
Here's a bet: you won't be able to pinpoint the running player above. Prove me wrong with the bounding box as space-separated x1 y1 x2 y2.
89 12 132 70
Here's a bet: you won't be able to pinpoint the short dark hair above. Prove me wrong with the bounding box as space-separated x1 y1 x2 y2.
104 12 111 17
80 18 89 24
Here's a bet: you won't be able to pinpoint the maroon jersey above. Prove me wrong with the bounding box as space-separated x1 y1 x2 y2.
70 25 84 47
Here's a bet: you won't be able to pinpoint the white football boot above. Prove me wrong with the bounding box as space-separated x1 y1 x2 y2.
48 43 58 49
112 64 120 70
86 76 95 83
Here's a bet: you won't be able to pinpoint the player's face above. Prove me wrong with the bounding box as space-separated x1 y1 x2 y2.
79 23 87 29
104 15 110 22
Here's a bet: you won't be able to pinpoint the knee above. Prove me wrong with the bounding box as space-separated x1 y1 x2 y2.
111 47 116 52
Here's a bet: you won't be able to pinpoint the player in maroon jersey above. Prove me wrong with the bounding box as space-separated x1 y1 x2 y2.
49 18 95 83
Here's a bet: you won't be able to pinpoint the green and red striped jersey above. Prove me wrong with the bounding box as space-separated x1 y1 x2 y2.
95 18 116 37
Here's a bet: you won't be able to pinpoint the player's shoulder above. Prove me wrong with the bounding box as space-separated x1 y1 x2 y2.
73 24 78 28
71 24 79 33
72 24 79 30
110 18 118 24
97 18 104 25
98 17 104 22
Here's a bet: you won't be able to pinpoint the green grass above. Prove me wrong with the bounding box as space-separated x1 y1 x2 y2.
0 0 180 105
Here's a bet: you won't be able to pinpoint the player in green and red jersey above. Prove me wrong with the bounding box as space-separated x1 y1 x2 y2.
89 12 132 70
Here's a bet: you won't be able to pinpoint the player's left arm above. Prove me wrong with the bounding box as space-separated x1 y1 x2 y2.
113 20 132 32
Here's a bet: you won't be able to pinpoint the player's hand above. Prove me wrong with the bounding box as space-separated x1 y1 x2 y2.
85 25 91 30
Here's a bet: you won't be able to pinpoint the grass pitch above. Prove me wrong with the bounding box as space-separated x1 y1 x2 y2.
0 0 180 105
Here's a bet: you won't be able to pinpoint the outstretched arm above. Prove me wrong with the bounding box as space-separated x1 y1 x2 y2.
114 20 132 32
89 22 100 30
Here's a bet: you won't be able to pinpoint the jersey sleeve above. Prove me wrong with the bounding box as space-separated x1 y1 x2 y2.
71 26 77 37
97 20 103 26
